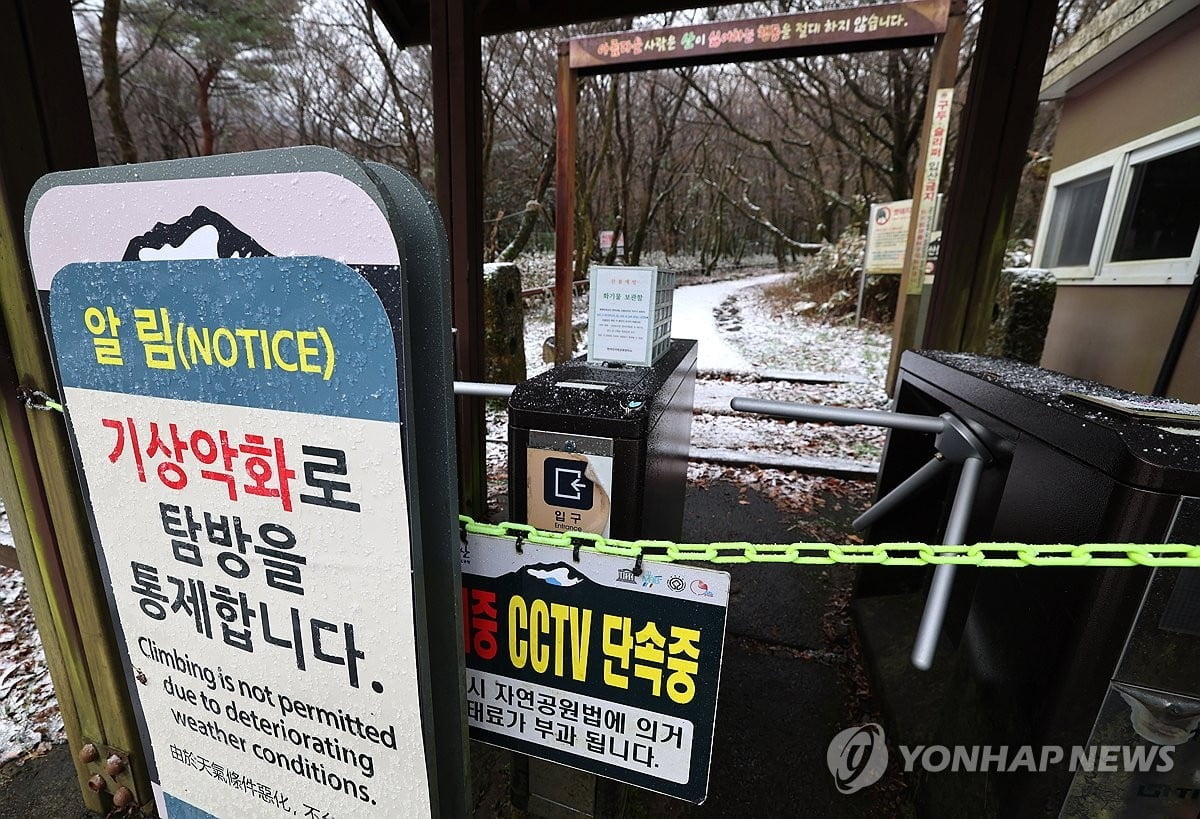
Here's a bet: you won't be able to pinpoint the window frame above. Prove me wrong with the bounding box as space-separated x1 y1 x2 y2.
1033 115 1200 285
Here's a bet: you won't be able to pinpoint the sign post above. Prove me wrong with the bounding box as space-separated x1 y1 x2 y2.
886 5 965 392
25 147 469 816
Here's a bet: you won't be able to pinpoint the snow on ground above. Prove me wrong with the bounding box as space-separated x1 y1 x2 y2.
681 273 890 460
670 274 788 371
0 504 65 767
513 272 892 476
485 269 893 518
722 281 892 381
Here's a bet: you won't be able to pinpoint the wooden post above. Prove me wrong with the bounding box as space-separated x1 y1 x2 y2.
554 45 579 365
921 0 1059 354
886 2 965 393
0 2 149 812
430 0 487 518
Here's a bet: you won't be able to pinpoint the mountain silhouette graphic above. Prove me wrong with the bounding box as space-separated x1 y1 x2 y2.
520 562 588 587
123 205 272 261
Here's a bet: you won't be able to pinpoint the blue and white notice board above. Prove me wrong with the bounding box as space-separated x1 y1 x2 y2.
26 147 466 817
50 258 430 817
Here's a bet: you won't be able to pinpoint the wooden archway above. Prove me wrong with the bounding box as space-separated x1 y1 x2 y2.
553 0 963 377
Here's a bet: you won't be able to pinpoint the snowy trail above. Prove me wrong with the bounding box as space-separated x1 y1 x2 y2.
670 273 787 372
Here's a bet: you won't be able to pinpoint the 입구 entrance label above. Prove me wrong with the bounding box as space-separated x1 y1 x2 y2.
526 432 615 537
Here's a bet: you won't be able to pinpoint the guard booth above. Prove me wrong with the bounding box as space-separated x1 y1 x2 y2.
854 350 1200 817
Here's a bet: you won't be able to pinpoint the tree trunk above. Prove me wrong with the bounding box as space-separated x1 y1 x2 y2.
197 64 219 156
573 76 619 279
627 76 687 264
101 0 137 163
498 150 554 261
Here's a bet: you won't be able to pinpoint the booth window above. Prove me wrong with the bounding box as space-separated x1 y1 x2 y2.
1035 118 1200 284
1111 143 1200 262
1043 169 1110 267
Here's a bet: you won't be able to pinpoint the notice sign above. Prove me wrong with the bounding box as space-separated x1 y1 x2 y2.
460 534 729 803
864 199 912 274
527 441 614 537
50 257 431 818
588 266 657 365
907 87 954 295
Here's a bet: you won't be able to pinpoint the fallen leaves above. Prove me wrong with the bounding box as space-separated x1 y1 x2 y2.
0 562 66 768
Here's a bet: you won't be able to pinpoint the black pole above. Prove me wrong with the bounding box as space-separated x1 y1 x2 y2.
1153 271 1200 396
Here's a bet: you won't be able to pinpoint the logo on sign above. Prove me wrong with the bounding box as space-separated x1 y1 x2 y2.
615 568 639 584
667 576 686 592
874 207 891 226
544 457 594 510
690 579 714 597
827 723 889 794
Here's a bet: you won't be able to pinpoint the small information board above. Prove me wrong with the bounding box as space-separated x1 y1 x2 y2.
460 534 729 803
864 199 912 274
50 258 431 818
587 266 674 366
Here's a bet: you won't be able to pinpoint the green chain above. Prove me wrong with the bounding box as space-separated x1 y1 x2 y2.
460 516 1200 568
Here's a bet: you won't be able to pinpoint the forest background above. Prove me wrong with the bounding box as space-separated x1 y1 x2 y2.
73 0 1112 297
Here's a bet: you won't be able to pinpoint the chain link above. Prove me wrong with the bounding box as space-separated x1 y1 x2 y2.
460 516 1200 568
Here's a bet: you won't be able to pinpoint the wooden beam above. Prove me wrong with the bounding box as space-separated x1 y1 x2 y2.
0 1 149 812
553 46 578 365
372 0 751 46
921 0 1060 353
886 3 964 392
430 0 487 519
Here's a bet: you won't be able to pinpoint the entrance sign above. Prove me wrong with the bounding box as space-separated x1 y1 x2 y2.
527 432 614 537
865 200 912 274
553 1 953 363
50 258 429 817
567 0 950 72
460 534 730 803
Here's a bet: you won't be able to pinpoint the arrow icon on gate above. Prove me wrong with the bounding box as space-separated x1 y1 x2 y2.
555 467 586 501
545 458 595 510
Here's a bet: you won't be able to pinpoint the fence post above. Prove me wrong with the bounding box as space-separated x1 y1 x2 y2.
0 2 150 812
